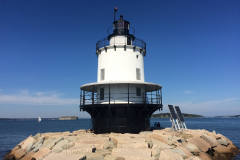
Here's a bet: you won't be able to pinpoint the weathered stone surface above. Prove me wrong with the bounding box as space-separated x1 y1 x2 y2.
21 137 36 151
139 131 152 135
62 142 75 149
186 156 202 160
177 146 193 158
75 140 106 149
95 149 112 157
148 134 169 144
118 142 148 148
62 144 95 153
117 138 146 145
201 134 219 147
103 141 116 149
21 151 34 160
112 148 152 160
66 136 78 142
33 133 41 140
32 143 43 152
214 145 233 154
159 149 183 160
52 139 69 153
151 139 173 149
218 137 229 146
14 149 26 159
43 137 55 145
42 152 86 160
104 155 116 160
32 147 51 159
88 157 104 160
188 137 211 152
198 152 212 160
172 148 187 159
186 142 201 153
32 137 44 150
45 137 63 149
26 142 34 153
227 143 239 155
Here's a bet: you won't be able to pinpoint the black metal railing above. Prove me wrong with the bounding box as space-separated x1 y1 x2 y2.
96 37 146 52
80 92 162 106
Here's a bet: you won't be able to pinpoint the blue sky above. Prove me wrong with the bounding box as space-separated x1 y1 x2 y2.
0 0 239 118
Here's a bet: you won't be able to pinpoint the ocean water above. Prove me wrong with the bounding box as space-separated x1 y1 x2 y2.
0 118 239 159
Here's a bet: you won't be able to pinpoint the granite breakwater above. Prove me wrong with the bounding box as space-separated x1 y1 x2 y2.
4 128 239 160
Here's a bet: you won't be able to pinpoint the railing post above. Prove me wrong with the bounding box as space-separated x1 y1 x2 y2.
156 86 157 105
145 84 146 104
128 83 129 104
80 89 82 106
109 84 110 106
83 90 85 105
92 85 94 105
160 88 162 105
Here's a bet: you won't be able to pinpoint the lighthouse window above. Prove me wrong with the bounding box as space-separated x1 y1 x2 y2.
118 22 124 29
101 69 105 81
136 68 141 80
100 88 104 100
136 87 141 96
127 37 131 45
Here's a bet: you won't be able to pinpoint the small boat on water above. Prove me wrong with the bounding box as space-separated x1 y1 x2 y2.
38 116 41 122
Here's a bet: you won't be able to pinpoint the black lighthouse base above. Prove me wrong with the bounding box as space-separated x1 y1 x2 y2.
81 104 162 134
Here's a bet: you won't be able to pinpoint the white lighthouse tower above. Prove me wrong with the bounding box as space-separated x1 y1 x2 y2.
80 13 162 133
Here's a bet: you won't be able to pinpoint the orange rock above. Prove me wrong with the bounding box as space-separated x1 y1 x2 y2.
14 149 26 159
227 143 239 155
21 137 36 151
214 145 233 154
177 146 193 158
148 134 168 144
21 151 34 160
188 137 211 152
31 147 51 159
198 152 212 160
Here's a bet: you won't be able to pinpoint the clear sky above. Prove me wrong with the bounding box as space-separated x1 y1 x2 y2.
0 0 239 118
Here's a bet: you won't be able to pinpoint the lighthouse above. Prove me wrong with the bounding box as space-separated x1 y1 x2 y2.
80 13 163 134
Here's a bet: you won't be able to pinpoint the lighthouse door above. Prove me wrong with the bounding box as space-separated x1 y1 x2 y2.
127 37 131 45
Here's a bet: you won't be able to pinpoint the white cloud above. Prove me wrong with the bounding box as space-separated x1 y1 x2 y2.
184 90 193 94
0 90 79 105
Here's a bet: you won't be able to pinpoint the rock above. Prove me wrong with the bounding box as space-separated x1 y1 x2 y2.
42 152 86 160
103 141 116 149
32 143 43 152
32 137 44 150
218 138 229 147
151 139 173 149
26 142 34 153
88 157 104 160
52 139 68 153
214 145 233 154
14 149 26 159
21 137 36 151
74 140 106 149
198 152 212 160
21 151 34 160
139 131 152 135
227 143 239 155
186 156 202 160
118 142 148 148
62 144 95 153
176 146 193 158
66 136 78 142
33 133 41 140
172 148 187 159
45 137 63 149
62 142 75 149
188 137 211 152
201 134 219 147
112 148 152 160
159 149 183 160
213 130 217 135
43 137 55 145
186 142 201 153
148 134 169 144
95 149 112 157
180 133 193 140
104 155 116 160
32 147 51 159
